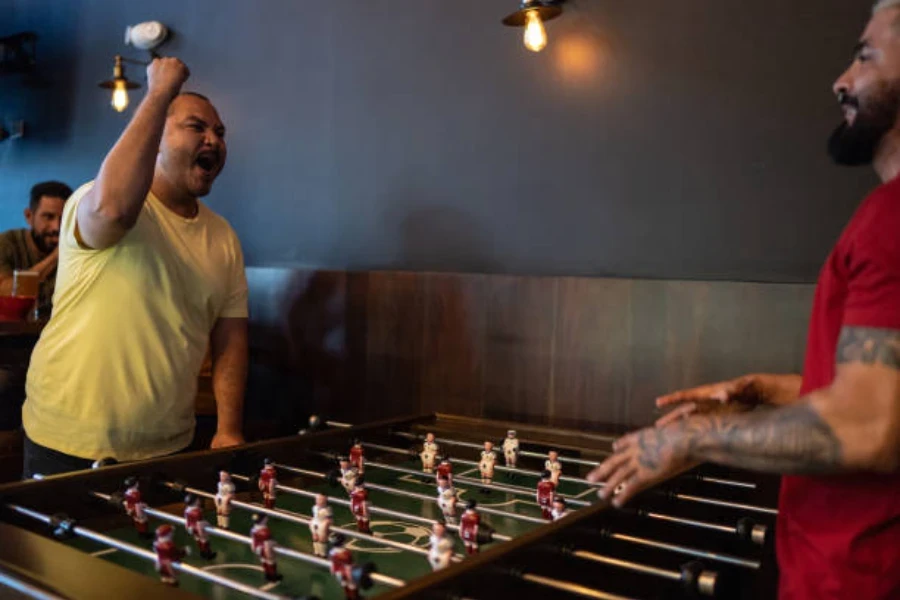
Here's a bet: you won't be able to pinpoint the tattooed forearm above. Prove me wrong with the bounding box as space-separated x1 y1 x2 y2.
837 326 900 368
667 403 844 474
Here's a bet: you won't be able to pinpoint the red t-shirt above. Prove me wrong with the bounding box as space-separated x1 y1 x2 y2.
778 177 900 599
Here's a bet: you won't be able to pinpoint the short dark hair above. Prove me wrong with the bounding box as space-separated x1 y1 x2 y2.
29 181 72 212
167 91 213 116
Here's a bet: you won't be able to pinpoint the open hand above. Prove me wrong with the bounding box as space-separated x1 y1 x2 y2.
586 425 699 506
654 377 760 428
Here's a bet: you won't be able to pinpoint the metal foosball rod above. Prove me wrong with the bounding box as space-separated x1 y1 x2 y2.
4 504 295 599
389 431 757 490
359 441 776 516
153 481 433 567
552 548 719 597
296 452 760 569
509 570 638 600
265 465 547 525
89 490 411 583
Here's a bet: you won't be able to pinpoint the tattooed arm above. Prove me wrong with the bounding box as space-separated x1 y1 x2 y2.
587 326 900 506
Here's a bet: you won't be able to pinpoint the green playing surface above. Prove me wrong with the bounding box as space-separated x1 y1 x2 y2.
65 460 598 599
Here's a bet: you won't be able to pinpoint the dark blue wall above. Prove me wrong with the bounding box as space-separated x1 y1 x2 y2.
0 0 876 281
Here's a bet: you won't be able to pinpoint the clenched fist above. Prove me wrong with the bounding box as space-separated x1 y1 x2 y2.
147 57 190 101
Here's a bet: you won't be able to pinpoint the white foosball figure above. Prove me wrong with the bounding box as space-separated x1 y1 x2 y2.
420 433 439 473
502 430 520 468
479 441 496 485
428 521 454 571
436 475 459 525
183 494 216 559
215 470 235 528
310 493 333 557
545 450 562 486
551 496 570 521
339 457 360 495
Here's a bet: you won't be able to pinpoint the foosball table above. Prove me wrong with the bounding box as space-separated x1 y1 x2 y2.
0 414 780 599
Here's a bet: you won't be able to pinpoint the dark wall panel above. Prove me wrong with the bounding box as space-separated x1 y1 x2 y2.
0 0 877 282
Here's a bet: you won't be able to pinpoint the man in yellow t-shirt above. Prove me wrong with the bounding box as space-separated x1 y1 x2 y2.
21 58 249 477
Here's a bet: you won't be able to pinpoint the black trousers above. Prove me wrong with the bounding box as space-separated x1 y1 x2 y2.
22 435 94 479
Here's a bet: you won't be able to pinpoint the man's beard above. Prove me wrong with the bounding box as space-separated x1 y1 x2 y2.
31 230 57 254
828 83 900 166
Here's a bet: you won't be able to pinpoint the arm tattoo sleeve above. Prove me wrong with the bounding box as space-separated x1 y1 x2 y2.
836 326 900 369
682 403 843 474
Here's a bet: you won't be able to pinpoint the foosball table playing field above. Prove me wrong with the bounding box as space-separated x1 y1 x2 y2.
0 414 780 599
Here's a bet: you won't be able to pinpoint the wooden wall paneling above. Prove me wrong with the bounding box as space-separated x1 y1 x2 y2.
363 271 428 422
553 277 638 431
482 276 558 425
660 281 813 397
419 273 487 416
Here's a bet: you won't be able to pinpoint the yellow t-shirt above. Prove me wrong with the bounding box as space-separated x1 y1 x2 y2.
22 182 248 461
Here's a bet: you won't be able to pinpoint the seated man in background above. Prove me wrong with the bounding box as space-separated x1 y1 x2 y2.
0 181 71 317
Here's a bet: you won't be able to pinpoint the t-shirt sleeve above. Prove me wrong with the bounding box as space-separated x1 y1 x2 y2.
843 189 900 330
219 229 248 319
60 182 96 253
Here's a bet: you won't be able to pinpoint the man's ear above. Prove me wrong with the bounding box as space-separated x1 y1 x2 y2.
23 208 32 223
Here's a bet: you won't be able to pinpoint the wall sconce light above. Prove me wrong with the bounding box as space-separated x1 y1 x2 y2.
502 1 565 53
97 21 169 112
97 55 144 112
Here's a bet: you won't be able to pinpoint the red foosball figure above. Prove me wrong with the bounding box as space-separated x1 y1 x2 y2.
536 470 557 520
436 455 453 485
459 499 481 555
250 514 282 582
349 439 365 474
123 477 150 537
183 494 216 559
349 477 371 534
258 459 278 509
329 533 360 600
153 524 183 586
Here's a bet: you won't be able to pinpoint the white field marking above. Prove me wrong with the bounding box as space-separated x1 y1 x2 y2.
90 548 119 557
260 582 281 591
341 520 432 554
202 564 264 573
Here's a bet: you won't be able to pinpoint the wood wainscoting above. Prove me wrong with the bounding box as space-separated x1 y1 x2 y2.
242 268 814 435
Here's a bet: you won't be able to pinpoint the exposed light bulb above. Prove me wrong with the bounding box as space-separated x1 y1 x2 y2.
112 80 129 112
523 10 548 52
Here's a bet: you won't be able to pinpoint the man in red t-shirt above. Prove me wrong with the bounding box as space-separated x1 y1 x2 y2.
587 4 900 598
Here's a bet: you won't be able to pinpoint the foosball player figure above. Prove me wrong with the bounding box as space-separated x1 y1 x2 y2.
436 474 459 525
184 494 216 560
502 429 519 468
349 438 365 474
460 499 481 555
551 496 570 521
479 441 496 490
536 469 557 520
428 520 454 572
339 456 360 495
310 493 334 557
420 432 439 474
329 533 376 600
153 524 183 586
350 477 371 534
250 514 282 582
215 470 236 529
123 476 151 538
545 450 562 486
436 455 453 485
258 458 278 509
